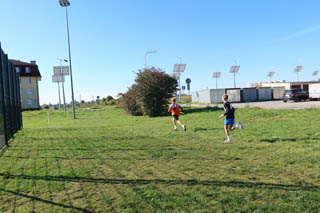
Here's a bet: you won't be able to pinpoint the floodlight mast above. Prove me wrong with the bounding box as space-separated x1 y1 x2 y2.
267 72 275 82
229 66 240 88
52 74 65 108
312 70 319 81
57 81 61 109
294 66 303 82
59 0 76 119
59 0 70 6
58 59 68 111
173 63 186 102
212 72 221 89
144 51 157 70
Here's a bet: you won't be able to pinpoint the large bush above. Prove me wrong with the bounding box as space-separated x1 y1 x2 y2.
118 85 142 116
118 68 177 117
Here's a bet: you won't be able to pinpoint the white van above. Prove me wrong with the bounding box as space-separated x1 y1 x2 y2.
309 83 320 100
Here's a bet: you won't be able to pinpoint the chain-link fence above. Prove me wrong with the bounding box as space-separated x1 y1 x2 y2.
0 43 23 149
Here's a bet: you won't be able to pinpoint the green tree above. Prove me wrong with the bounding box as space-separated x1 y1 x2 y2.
118 67 177 117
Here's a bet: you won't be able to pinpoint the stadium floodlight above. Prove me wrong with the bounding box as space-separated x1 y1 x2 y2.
267 72 275 82
212 72 221 89
59 0 70 7
52 74 65 109
52 74 65 83
312 70 319 81
53 59 70 111
144 51 157 69
59 0 76 119
54 66 70 75
173 63 187 102
173 64 186 73
229 65 240 88
293 65 303 82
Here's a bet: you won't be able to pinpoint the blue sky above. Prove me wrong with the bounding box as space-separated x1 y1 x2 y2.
1 0 320 104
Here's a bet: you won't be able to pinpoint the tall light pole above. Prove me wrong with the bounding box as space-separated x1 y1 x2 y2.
212 72 221 89
59 0 76 119
312 70 319 81
144 51 157 70
57 80 61 109
173 64 186 102
267 72 275 82
229 66 240 88
58 58 68 111
294 65 303 82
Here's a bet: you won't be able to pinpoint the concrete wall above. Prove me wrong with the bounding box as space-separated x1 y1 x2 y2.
193 86 287 104
272 87 285 99
192 91 199 103
226 89 242 102
242 88 258 102
191 90 211 103
192 89 227 103
258 88 272 101
210 89 226 103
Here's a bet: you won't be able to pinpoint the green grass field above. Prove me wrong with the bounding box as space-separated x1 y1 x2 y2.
0 106 320 212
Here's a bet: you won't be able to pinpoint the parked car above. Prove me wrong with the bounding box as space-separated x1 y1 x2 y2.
283 89 309 102
309 83 320 100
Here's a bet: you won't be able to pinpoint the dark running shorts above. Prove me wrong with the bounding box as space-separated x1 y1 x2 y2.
173 115 179 120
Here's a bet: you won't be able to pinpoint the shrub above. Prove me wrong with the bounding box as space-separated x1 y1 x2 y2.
106 96 114 102
118 68 177 117
109 100 116 105
118 85 142 116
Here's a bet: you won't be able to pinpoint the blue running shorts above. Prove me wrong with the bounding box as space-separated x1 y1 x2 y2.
224 119 235 126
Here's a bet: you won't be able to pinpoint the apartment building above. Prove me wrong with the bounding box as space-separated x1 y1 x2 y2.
10 60 41 110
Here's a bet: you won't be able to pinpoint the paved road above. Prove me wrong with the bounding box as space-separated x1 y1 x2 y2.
186 100 320 109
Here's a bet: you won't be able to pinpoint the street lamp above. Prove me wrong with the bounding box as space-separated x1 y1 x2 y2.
144 51 157 70
59 0 76 119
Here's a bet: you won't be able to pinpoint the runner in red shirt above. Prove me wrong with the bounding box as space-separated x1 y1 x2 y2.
168 97 186 131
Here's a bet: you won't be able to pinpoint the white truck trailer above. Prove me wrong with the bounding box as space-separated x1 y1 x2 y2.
309 83 320 100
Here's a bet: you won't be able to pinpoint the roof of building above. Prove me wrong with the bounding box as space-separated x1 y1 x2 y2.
262 81 319 84
9 59 41 78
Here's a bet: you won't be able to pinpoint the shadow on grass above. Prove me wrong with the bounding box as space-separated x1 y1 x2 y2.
0 188 94 213
8 148 198 151
260 137 320 143
183 106 221 114
193 127 218 132
0 173 318 192
1 156 222 161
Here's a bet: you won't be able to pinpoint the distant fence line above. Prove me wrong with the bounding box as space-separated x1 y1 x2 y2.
0 42 22 149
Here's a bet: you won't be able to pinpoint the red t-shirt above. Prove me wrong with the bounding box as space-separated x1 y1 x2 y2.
168 103 182 115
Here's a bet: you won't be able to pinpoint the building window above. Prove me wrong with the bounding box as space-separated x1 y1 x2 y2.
27 88 32 95
28 99 33 105
15 67 21 73
26 78 32 84
26 67 31 73
20 89 22 96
